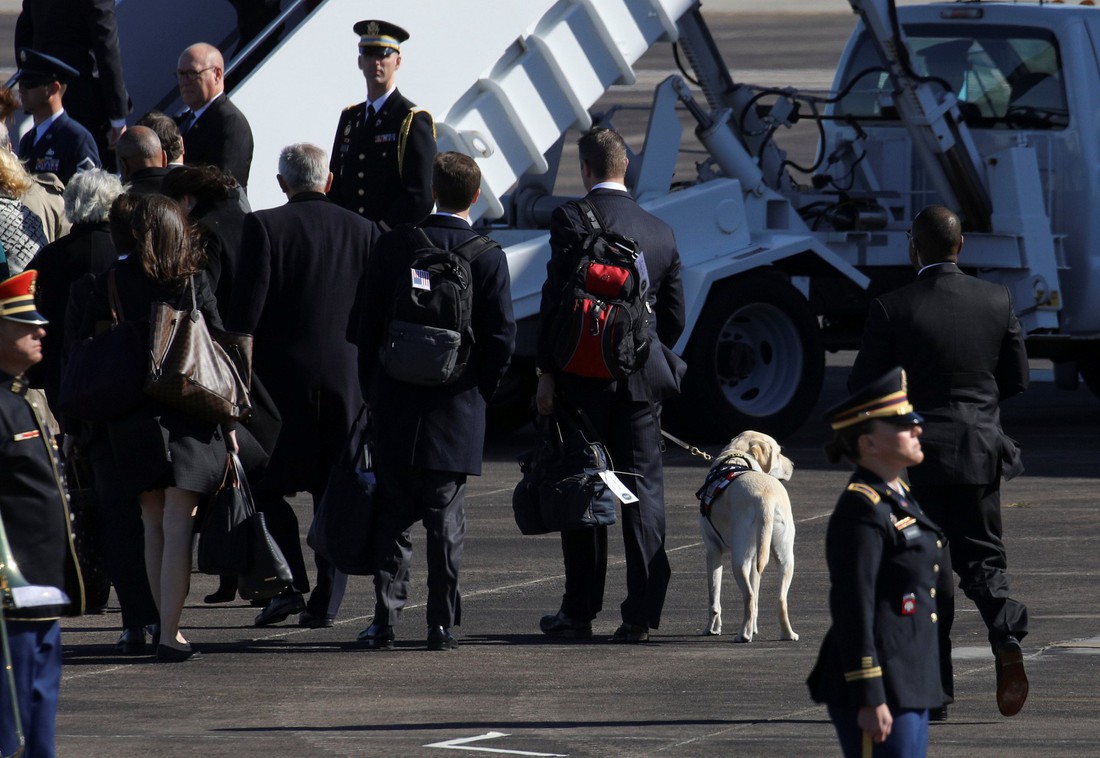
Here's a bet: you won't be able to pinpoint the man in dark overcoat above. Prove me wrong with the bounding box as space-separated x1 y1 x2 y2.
228 142 379 628
354 151 515 650
175 43 254 190
328 20 435 229
849 204 1031 719
15 0 130 168
535 127 686 643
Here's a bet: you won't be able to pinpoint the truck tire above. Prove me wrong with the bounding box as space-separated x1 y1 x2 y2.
675 274 824 440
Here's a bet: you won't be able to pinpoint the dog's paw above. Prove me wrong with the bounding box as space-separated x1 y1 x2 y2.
703 627 722 636
782 631 800 641
706 614 722 636
733 633 752 643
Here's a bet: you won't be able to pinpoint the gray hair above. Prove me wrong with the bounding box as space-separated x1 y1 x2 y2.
64 169 125 224
278 143 329 192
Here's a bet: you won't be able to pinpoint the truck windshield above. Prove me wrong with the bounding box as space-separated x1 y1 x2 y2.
835 24 1068 130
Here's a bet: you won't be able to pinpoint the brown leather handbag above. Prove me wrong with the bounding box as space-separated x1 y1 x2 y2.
144 275 253 424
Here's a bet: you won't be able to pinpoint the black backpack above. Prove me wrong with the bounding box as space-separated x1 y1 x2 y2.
550 199 651 380
379 227 496 386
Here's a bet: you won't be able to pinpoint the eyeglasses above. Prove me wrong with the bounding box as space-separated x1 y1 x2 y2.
176 66 215 82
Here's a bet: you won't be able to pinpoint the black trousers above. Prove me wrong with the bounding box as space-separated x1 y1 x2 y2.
255 489 347 619
371 466 466 629
555 391 671 629
913 480 1029 697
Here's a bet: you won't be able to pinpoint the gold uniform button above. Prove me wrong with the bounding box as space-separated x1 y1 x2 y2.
931 613 938 623
933 564 940 573
359 153 366 160
358 172 364 178
936 540 943 549
930 588 937 598
358 189 365 196
358 207 365 213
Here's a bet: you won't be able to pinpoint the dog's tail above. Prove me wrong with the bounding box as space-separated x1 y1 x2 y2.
757 503 774 575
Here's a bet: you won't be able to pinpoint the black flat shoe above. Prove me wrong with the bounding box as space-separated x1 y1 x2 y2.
254 593 306 627
156 643 202 663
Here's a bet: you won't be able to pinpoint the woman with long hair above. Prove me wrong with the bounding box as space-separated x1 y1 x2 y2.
0 147 48 275
79 194 235 662
808 368 948 757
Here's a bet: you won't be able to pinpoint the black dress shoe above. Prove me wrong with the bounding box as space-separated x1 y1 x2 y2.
299 611 335 629
995 637 1029 717
254 593 306 627
611 622 650 643
115 627 147 655
156 643 202 662
148 624 160 648
539 611 592 638
427 626 458 651
357 623 395 649
929 706 949 722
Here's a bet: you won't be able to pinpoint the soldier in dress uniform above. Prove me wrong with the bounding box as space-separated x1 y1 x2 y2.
328 19 436 229
808 367 948 758
14 48 101 185
0 269 85 757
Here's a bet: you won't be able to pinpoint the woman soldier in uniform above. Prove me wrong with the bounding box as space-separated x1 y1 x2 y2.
808 367 948 757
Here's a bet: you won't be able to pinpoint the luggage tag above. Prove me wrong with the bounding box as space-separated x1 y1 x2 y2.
599 470 639 504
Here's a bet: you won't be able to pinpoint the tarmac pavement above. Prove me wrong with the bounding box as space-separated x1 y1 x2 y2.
52 362 1100 756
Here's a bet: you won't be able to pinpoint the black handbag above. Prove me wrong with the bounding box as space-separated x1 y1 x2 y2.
512 411 619 534
237 511 294 601
307 405 375 575
57 269 147 422
64 449 111 611
144 275 253 425
197 453 251 576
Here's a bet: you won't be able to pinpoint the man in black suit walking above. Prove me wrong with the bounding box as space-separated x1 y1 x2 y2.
328 19 436 229
175 43 254 189
228 142 379 628
535 127 686 643
849 204 1030 719
354 151 515 650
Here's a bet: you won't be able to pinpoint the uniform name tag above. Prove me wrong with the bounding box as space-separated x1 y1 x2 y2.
901 593 916 616
903 525 922 541
411 269 431 291
13 430 40 441
375 133 397 143
35 157 60 173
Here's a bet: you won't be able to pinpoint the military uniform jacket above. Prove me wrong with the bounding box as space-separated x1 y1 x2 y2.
849 263 1029 485
355 214 516 475
0 372 84 620
328 89 436 229
807 468 946 710
17 111 101 184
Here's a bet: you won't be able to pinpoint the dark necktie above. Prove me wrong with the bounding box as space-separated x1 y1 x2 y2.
179 110 196 135
365 104 376 127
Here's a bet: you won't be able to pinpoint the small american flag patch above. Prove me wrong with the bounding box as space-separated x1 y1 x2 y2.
411 269 431 291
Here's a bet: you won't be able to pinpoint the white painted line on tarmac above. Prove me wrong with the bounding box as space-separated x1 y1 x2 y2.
425 731 568 756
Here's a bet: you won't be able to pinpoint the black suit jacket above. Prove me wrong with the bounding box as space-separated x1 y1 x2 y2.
537 188 686 401
126 166 170 195
356 214 516 475
228 192 379 494
328 89 436 228
15 0 130 128
849 262 1029 484
180 93 255 189
807 469 946 710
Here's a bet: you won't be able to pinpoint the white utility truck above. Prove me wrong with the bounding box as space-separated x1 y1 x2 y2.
111 0 1097 437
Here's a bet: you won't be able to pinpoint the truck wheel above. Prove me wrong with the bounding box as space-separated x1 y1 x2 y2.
677 274 824 440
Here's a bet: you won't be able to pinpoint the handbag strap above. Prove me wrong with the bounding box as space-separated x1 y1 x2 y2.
338 403 370 467
107 268 125 324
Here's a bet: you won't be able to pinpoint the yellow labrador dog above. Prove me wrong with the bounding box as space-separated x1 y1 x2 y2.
698 431 798 642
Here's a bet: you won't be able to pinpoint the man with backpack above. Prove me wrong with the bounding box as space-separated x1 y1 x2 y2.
354 151 516 651
535 127 685 643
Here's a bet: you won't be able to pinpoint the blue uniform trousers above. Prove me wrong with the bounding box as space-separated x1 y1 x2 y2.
0 619 62 758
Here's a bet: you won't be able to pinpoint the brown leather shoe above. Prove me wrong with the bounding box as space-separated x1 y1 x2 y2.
995 638 1029 717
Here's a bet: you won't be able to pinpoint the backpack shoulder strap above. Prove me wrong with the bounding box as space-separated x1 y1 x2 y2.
403 225 435 252
451 233 497 263
574 198 604 235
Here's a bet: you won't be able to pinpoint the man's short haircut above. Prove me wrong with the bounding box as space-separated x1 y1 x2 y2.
116 126 163 165
577 127 628 181
911 204 962 263
432 151 480 211
136 111 184 162
64 169 125 225
278 143 329 192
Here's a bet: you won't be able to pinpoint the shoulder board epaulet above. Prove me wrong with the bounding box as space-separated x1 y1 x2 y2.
343 102 360 112
398 107 437 177
846 482 881 504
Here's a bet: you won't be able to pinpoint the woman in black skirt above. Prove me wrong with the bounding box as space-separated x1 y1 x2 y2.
81 195 235 662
